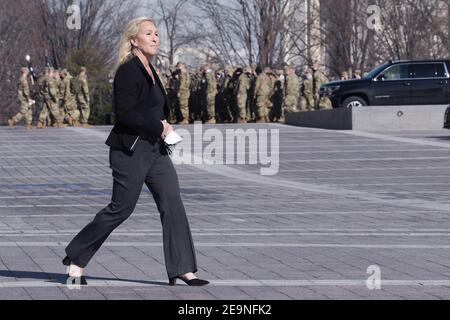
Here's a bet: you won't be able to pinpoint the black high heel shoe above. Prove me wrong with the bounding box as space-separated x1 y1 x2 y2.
169 275 209 286
63 256 88 285
66 274 88 285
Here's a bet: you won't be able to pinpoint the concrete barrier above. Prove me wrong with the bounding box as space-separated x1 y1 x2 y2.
285 105 450 131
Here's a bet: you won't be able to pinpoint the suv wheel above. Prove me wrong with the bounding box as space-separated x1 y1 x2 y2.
342 96 367 108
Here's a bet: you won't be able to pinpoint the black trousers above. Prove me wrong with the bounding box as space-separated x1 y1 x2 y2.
64 139 197 278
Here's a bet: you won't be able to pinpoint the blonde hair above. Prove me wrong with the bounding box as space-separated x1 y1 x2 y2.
116 17 156 71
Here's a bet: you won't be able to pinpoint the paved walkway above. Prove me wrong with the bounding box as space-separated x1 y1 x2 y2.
1 123 450 299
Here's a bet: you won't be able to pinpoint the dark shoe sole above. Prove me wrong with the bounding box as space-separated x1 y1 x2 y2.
66 275 88 286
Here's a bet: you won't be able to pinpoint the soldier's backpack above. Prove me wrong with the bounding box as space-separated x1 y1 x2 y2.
70 77 81 95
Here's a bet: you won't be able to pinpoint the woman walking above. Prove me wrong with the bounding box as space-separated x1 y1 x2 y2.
62 17 209 287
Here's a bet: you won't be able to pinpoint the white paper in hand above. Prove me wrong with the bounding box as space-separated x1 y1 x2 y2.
164 130 183 146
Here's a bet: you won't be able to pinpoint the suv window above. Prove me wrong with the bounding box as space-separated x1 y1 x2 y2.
410 63 447 78
379 64 409 80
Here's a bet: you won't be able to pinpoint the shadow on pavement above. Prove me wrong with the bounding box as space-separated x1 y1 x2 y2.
0 270 168 286
424 136 450 140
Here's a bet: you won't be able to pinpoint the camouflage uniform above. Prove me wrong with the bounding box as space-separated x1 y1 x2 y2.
56 71 66 122
235 68 250 122
178 68 191 124
301 71 315 112
36 72 48 129
253 68 272 123
247 70 257 122
281 69 300 120
62 72 80 126
204 66 217 124
77 68 90 125
313 67 332 110
10 70 33 128
38 69 62 128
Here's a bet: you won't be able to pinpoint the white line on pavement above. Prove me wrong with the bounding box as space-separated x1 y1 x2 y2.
0 211 423 217
1 148 449 159
0 174 111 180
0 164 108 169
0 279 450 288
0 231 450 237
0 242 449 248
281 156 450 163
4 227 450 232
280 166 450 172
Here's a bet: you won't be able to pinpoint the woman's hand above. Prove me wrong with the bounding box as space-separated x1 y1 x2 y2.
161 120 173 139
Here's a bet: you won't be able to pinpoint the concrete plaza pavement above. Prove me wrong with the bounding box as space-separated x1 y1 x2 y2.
1 123 450 299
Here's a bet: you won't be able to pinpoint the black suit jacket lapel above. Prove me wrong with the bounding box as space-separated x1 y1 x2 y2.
132 56 169 112
149 63 169 108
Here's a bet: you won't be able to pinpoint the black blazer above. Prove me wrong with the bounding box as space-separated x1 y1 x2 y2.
105 55 167 152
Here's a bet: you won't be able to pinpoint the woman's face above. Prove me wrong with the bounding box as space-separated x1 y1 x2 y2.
132 21 160 57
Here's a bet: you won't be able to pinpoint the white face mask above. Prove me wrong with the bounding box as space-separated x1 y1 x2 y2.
306 74 312 80
279 75 285 82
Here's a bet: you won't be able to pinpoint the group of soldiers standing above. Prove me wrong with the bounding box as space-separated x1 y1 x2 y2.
8 66 90 130
159 61 333 125
8 61 333 129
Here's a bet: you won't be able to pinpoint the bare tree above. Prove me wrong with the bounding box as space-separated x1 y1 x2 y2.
321 0 376 77
0 0 138 124
193 0 307 68
36 0 138 69
374 0 446 60
151 0 202 66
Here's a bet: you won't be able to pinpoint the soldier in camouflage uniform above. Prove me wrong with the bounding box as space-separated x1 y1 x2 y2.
8 68 33 130
55 69 66 123
300 68 315 112
247 67 257 122
34 72 45 124
37 68 63 128
176 62 191 124
77 67 91 127
253 67 272 123
61 69 80 126
203 64 217 124
234 67 251 123
280 65 300 123
36 68 49 129
313 63 332 110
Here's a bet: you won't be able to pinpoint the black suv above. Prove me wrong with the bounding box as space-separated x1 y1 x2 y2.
320 60 450 108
